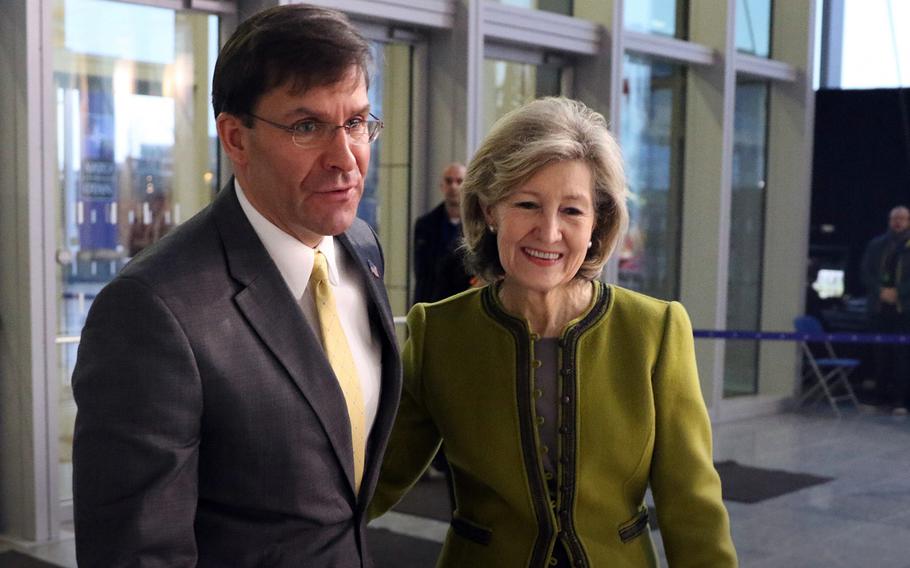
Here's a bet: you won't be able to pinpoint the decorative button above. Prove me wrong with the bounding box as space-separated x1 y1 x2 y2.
532 359 542 369
537 416 545 426
548 557 558 566
562 395 571 404
544 471 554 480
541 444 549 454
560 368 572 377
560 425 570 434
530 333 540 341
534 388 544 399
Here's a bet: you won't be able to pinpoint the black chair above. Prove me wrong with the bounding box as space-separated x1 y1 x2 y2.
794 315 861 417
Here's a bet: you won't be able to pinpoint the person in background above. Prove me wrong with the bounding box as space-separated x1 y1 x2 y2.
861 205 910 414
71 5 401 566
412 163 474 484
413 162 474 304
370 97 736 567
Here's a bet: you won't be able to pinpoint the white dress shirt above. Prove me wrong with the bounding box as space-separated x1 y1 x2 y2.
235 181 382 437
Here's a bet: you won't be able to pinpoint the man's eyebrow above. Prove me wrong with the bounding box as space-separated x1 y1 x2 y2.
283 105 372 121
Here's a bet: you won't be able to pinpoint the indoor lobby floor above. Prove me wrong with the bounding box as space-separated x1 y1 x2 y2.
3 408 910 567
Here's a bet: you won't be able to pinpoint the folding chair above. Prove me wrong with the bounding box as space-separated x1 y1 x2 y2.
794 315 861 417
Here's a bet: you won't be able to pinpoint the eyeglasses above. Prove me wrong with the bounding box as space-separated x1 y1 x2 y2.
247 113 383 148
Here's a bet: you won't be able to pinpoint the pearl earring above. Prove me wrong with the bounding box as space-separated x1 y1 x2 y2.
489 225 496 234
587 241 593 249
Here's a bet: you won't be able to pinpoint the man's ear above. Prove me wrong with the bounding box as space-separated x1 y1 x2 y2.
216 113 248 168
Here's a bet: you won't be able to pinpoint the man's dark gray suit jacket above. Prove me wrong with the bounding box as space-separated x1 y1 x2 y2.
71 182 402 567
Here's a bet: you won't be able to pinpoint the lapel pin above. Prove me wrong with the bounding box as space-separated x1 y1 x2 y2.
369 260 381 279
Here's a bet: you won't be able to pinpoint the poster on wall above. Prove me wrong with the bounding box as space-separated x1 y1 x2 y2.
78 77 118 252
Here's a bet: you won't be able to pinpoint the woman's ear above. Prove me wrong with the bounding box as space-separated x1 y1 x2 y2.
216 112 248 168
482 203 496 227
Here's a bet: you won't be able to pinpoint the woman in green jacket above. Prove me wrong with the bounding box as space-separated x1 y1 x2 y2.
370 97 736 567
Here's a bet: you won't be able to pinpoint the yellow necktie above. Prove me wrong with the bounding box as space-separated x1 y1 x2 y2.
310 251 366 494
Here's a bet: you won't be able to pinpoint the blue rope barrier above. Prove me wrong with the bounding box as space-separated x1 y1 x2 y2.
694 329 910 344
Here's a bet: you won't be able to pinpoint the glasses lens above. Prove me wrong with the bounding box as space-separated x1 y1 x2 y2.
291 123 324 148
365 120 382 143
348 122 369 143
290 120 382 147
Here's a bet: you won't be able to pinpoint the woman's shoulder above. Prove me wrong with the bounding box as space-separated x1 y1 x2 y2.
418 286 484 311
605 284 689 325
408 286 486 325
608 284 674 309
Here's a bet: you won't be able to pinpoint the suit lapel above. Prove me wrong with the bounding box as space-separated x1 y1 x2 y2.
336 226 402 505
211 183 358 494
337 230 397 346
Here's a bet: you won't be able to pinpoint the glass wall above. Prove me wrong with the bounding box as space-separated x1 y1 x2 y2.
736 0 772 57
624 0 687 39
493 0 572 16
53 0 219 503
483 58 564 136
366 41 413 317
724 79 769 397
618 54 686 300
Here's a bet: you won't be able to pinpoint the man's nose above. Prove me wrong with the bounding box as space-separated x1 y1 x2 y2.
323 128 358 171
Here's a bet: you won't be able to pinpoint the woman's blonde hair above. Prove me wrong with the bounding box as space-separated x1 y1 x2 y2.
461 97 628 282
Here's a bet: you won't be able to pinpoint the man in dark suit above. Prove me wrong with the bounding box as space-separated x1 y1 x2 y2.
413 162 474 304
71 5 401 566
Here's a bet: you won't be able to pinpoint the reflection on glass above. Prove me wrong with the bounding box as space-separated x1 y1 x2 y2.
491 0 572 16
736 0 772 57
53 0 219 502
365 41 413 320
483 59 563 137
618 54 686 300
623 0 687 39
724 80 769 397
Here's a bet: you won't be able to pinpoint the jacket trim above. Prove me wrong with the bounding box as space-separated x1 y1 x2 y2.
482 286 554 567
482 282 611 567
556 282 610 567
618 506 650 543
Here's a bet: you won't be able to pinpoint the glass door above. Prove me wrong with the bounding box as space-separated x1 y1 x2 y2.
52 0 221 508
724 78 770 397
483 56 569 137
363 40 414 320
619 54 687 301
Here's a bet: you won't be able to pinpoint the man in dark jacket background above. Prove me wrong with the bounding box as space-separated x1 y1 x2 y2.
413 162 473 304
861 205 910 413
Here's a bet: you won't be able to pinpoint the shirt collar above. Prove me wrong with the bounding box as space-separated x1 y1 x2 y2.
234 179 341 300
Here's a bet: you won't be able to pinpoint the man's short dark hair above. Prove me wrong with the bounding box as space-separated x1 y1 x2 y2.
211 4 372 122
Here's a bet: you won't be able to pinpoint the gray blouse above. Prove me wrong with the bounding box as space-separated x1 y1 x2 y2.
533 337 560 475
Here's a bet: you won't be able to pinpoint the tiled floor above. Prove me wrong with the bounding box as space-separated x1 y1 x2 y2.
715 409 910 568
4 408 910 567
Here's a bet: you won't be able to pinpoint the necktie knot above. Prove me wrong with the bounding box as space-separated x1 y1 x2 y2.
311 251 329 285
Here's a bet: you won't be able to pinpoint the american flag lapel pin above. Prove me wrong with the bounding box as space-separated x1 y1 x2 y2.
369 260 381 279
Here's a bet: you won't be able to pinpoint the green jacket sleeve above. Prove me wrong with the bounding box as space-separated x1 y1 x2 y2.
649 302 738 567
368 303 444 519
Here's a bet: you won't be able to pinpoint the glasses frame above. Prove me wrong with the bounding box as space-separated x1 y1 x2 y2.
247 112 384 148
